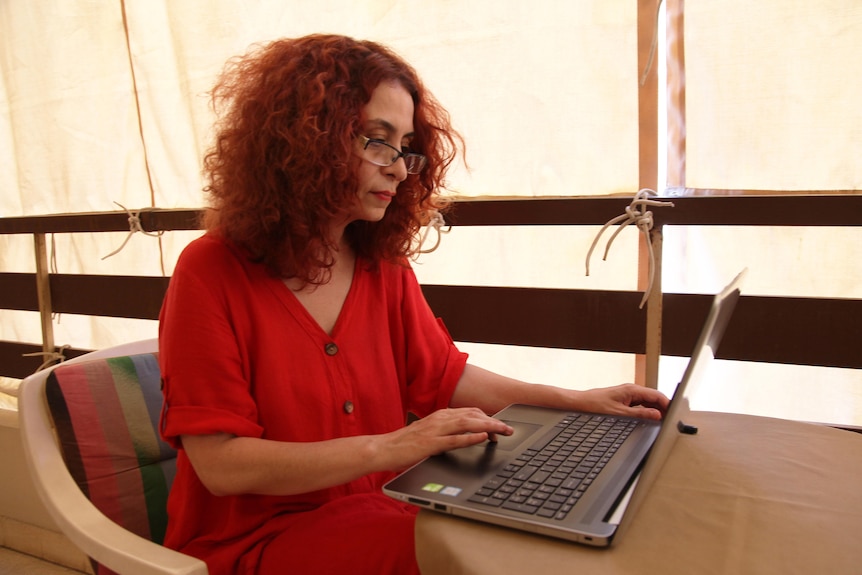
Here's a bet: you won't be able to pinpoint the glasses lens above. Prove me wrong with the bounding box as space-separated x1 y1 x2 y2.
404 154 427 174
361 138 427 173
364 140 396 166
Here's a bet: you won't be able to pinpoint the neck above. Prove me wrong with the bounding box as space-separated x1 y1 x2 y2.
328 218 354 253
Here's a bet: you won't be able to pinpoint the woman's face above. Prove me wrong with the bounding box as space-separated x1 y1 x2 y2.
348 80 415 223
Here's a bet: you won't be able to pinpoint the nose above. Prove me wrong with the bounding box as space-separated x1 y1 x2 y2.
383 156 409 182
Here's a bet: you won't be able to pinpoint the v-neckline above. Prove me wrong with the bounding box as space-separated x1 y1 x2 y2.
281 257 360 338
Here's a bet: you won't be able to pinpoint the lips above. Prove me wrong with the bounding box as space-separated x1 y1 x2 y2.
371 191 395 201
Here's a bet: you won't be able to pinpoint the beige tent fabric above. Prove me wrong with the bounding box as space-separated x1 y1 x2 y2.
1 1 860 424
0 0 642 281
662 0 862 425
684 1 862 191
0 0 640 350
1 0 640 221
0 2 147 216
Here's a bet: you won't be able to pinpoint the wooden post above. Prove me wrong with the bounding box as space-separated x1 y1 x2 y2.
643 227 663 389
33 233 55 361
638 0 661 387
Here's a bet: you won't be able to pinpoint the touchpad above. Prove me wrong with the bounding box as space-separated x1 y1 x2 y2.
493 420 542 451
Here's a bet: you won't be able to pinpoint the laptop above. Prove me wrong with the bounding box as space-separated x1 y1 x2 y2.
384 270 745 547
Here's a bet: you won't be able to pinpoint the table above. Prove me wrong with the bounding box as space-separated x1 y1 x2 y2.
415 411 862 575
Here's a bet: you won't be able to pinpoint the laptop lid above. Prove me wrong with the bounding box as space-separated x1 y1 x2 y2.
611 268 745 541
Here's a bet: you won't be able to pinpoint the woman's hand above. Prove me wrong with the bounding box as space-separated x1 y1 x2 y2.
372 407 514 472
573 384 669 421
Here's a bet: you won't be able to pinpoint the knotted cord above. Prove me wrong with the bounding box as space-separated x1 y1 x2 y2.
102 203 165 272
23 344 70 373
411 210 451 260
585 189 675 309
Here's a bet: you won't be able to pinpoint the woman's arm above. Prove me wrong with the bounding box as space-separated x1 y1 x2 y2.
449 363 669 420
182 364 667 498
180 405 514 497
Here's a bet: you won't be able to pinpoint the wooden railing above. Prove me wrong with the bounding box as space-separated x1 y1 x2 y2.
1 195 861 382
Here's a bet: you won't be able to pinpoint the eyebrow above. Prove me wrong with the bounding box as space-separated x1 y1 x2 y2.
365 118 415 140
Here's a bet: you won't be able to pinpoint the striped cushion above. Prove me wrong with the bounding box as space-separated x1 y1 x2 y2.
45 352 176 562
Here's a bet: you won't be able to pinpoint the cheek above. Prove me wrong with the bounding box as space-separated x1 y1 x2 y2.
354 163 377 192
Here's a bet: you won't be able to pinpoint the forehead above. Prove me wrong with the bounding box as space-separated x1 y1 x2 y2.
361 81 415 135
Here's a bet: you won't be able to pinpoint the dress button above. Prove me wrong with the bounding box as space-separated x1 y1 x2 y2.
343 401 354 414
324 342 338 356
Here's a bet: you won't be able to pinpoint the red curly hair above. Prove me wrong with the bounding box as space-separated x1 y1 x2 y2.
201 34 461 283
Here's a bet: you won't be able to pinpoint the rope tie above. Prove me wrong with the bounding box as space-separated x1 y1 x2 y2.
411 210 450 259
102 202 164 260
23 344 70 373
585 189 675 309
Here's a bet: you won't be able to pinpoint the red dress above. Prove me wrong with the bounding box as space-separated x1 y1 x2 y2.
159 234 467 575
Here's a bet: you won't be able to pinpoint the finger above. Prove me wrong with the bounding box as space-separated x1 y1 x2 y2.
426 409 513 438
457 420 513 438
436 430 496 452
624 405 664 421
449 410 514 436
625 388 670 410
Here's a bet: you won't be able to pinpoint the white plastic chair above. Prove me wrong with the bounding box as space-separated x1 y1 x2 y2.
17 339 208 575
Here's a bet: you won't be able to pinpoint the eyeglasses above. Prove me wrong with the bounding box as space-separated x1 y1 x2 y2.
357 135 427 174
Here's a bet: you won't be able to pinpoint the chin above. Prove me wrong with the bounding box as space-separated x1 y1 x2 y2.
348 199 390 223
361 207 389 222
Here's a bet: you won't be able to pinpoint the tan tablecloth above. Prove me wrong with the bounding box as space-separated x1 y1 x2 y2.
415 411 862 575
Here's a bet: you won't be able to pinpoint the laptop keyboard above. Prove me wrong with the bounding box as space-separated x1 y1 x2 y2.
467 414 637 520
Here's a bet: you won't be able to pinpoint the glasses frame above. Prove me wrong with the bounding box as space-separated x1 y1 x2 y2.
357 135 427 174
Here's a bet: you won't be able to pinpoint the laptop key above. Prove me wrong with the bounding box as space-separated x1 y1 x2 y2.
514 465 540 481
562 477 583 490
503 501 539 514
468 495 503 507
528 424 568 452
484 476 505 489
530 469 552 484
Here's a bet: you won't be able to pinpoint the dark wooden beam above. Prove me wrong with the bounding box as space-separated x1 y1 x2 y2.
50 275 172 320
2 196 859 234
0 208 201 234
0 273 39 311
422 285 646 354
662 293 861 369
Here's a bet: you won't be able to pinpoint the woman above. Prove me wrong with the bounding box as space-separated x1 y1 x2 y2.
159 34 668 575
